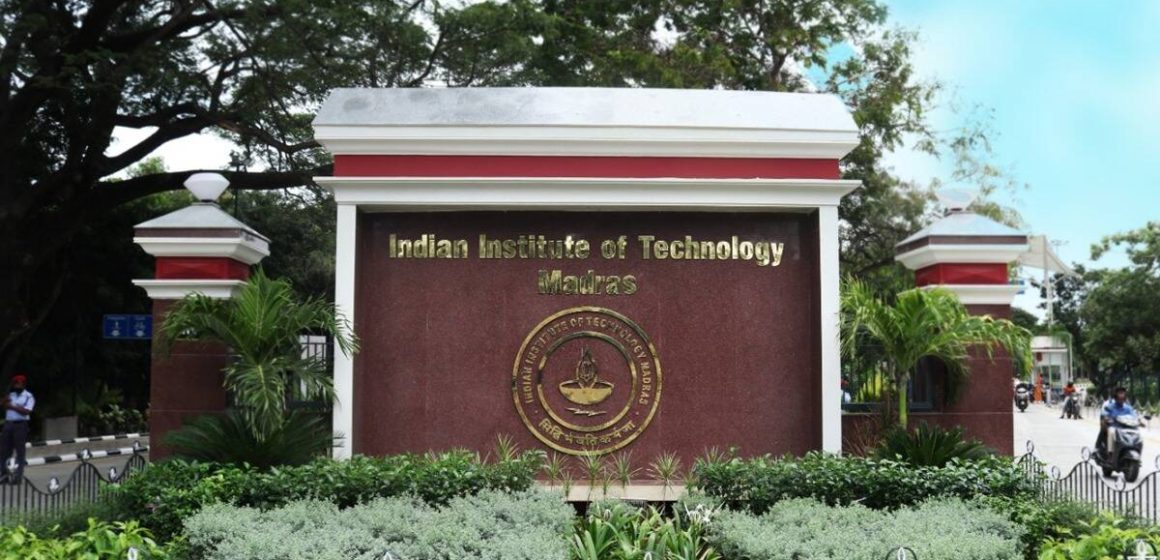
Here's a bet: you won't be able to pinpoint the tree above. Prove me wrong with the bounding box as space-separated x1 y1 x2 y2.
1078 224 1160 388
1094 222 1160 273
227 188 337 300
1009 307 1040 334
841 279 1031 427
0 0 510 374
1 0 1022 375
158 269 357 440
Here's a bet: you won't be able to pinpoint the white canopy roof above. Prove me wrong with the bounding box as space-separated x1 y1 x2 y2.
1017 235 1075 277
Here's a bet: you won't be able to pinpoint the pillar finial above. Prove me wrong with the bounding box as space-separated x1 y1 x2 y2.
184 172 230 203
935 187 978 214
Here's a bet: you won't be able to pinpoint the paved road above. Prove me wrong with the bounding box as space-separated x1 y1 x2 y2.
1013 400 1160 479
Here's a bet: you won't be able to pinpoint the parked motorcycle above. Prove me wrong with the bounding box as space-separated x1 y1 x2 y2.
1093 413 1144 482
1063 394 1081 419
1014 386 1030 412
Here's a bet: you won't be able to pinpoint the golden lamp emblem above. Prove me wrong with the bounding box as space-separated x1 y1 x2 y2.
512 307 662 455
559 348 614 405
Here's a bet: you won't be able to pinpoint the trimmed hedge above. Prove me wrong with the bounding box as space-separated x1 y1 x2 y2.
182 490 573 560
693 452 1036 514
704 497 1024 560
107 450 542 540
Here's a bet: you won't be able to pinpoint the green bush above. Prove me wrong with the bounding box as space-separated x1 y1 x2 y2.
974 496 1102 560
107 450 543 540
181 489 573 560
692 452 1035 514
0 519 170 560
572 500 720 560
1038 511 1160 560
163 410 334 468
704 497 1024 560
875 423 994 466
7 499 120 537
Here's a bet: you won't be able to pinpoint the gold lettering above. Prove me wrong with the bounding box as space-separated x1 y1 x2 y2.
538 270 562 294
623 276 637 295
654 240 669 259
638 235 655 259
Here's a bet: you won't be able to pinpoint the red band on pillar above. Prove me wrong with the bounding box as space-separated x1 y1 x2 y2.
333 155 841 179
155 257 251 280
914 263 1009 287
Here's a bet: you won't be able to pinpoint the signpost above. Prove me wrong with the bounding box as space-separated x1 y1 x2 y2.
102 314 152 340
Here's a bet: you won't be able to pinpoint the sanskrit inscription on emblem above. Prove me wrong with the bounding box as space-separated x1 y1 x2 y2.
512 307 662 455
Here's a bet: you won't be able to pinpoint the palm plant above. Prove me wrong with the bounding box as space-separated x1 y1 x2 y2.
874 422 993 467
160 269 358 442
164 410 335 468
840 278 1031 428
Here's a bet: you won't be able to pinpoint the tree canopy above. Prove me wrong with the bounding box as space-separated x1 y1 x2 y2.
3 0 1017 378
1079 223 1160 390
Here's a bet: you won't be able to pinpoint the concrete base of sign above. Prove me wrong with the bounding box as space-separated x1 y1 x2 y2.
540 483 689 503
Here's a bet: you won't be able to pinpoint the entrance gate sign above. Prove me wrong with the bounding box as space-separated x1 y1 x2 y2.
312 87 861 462
102 314 152 340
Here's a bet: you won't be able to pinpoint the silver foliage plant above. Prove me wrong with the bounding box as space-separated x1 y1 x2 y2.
702 497 1024 560
182 489 573 560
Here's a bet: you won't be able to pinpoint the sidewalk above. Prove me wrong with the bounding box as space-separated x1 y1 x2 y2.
1013 401 1160 477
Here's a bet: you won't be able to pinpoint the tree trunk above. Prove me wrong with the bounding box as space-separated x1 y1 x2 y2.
897 372 910 428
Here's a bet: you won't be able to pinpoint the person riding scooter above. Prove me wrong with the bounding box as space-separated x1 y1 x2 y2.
1094 387 1145 481
1060 382 1082 419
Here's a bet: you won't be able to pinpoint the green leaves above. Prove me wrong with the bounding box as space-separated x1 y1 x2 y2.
704 497 1024 560
0 519 170 560
1079 226 1160 376
573 501 721 560
159 269 357 442
107 450 545 541
875 423 994 467
182 490 574 560
691 452 1036 515
162 410 335 469
841 278 1032 426
1038 511 1160 560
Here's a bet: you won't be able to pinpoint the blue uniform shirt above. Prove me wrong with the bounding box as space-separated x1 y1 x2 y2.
5 390 34 422
1101 399 1137 422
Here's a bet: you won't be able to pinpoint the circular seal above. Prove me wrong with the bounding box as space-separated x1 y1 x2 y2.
513 307 662 455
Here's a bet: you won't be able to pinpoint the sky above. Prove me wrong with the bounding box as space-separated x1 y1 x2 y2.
111 1 1159 315
883 0 1160 273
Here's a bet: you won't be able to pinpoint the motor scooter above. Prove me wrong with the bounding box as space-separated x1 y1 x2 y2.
1014 386 1030 412
1062 394 1081 419
1092 413 1144 482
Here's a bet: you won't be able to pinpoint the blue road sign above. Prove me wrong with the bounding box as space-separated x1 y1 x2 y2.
103 314 152 340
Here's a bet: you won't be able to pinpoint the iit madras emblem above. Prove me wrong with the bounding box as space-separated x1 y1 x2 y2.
513 307 662 455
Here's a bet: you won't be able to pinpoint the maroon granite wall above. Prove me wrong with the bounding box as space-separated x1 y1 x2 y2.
148 300 230 460
842 303 1016 455
352 211 821 463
